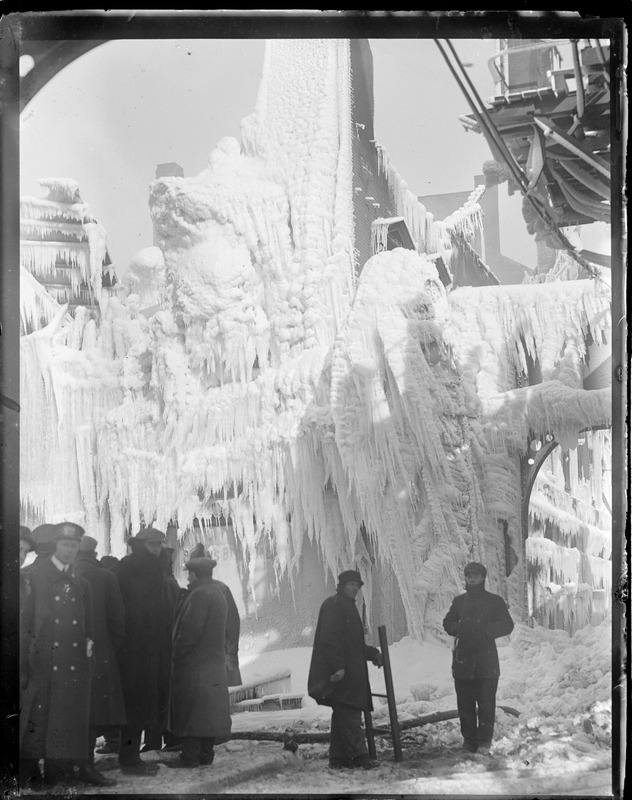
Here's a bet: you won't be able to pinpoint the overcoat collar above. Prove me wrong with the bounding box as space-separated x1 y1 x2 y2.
40 556 78 583
188 575 214 592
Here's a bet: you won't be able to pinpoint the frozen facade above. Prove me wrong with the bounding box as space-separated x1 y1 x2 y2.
20 40 611 647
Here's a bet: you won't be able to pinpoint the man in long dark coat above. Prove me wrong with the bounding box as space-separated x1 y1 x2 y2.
308 570 383 770
443 562 514 755
74 535 127 784
189 542 242 686
114 527 179 775
166 556 232 768
19 522 104 788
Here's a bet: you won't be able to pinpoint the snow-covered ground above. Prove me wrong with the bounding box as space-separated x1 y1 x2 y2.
229 616 614 794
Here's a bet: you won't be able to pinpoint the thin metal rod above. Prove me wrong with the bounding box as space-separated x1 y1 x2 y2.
570 39 586 119
533 116 610 178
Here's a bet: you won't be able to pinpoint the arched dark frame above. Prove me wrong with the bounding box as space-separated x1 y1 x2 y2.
520 424 612 628
20 41 109 113
521 424 612 543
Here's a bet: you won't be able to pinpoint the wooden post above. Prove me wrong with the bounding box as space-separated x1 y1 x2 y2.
378 624 403 762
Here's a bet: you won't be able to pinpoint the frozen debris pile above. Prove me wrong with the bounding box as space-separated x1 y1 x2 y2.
492 616 612 763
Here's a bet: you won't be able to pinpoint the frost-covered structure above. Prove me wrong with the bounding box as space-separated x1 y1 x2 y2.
20 40 611 642
20 178 115 330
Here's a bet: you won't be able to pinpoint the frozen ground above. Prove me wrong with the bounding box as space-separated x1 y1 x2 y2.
228 617 614 794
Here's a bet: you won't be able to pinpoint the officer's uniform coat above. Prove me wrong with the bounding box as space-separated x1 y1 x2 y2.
20 558 94 760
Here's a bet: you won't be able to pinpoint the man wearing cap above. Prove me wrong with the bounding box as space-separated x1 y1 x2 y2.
19 521 98 789
189 542 242 686
113 527 180 775
443 562 514 755
308 570 383 770
165 556 232 768
74 535 126 785
20 523 58 581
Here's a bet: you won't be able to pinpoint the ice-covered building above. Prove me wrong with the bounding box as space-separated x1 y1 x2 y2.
20 39 611 653
20 177 117 333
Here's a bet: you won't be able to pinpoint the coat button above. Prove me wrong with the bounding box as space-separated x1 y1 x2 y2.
71 598 76 602
53 665 58 671
72 620 77 625
70 666 75 671
54 642 59 647
55 596 60 601
73 642 78 647
55 619 59 623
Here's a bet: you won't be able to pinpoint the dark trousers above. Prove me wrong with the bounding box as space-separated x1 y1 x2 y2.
142 729 163 751
89 726 118 762
329 702 368 764
181 736 216 765
118 725 143 766
454 677 499 746
104 727 121 749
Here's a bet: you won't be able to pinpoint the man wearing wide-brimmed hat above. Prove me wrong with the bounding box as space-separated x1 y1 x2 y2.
19 521 101 789
308 569 383 770
113 527 180 775
165 556 231 769
443 562 514 756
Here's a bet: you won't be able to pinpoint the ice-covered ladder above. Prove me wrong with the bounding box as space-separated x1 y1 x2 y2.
364 624 403 762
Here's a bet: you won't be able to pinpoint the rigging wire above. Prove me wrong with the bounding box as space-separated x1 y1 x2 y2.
434 38 607 286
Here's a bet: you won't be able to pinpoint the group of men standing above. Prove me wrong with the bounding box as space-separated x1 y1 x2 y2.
19 522 240 790
19 516 514 785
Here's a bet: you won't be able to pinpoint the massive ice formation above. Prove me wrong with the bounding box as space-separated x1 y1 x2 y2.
20 40 612 638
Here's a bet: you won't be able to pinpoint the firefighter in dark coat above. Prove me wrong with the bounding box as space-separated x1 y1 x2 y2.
19 522 107 788
308 570 383 770
166 557 232 768
74 535 127 783
443 562 514 754
113 527 179 775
